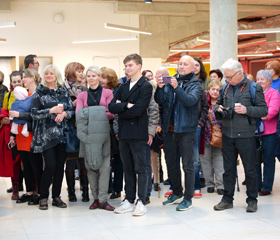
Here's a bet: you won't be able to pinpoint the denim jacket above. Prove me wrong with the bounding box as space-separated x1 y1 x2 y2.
155 72 203 134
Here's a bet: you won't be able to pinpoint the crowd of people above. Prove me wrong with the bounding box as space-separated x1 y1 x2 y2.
0 53 280 216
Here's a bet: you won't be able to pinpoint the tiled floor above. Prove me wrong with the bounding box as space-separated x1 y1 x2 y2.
1 161 280 240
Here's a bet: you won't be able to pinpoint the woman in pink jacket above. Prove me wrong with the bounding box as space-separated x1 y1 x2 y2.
256 69 280 196
76 66 115 211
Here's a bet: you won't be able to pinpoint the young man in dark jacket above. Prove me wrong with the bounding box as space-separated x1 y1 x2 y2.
155 55 203 211
109 54 153 216
213 58 268 213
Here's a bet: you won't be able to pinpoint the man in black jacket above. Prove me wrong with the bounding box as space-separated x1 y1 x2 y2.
213 58 268 213
109 54 153 216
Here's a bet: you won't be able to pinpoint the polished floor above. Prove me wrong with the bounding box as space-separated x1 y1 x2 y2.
1 161 280 240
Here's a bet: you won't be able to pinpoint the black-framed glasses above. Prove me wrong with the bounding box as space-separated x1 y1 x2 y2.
225 70 240 80
33 62 40 66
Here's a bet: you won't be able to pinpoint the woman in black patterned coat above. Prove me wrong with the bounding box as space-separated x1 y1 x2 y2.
30 64 74 210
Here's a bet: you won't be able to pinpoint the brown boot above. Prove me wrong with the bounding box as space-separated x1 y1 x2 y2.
11 182 19 200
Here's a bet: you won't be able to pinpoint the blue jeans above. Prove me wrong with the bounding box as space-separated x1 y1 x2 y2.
145 145 152 198
193 127 202 190
164 131 196 202
256 133 276 192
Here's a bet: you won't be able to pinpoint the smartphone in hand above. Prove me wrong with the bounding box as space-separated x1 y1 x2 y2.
8 141 14 149
162 76 171 84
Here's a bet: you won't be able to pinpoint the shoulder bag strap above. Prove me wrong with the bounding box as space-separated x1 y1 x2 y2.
209 108 213 125
87 90 98 106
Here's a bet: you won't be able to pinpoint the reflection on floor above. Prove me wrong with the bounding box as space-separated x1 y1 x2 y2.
0 161 280 240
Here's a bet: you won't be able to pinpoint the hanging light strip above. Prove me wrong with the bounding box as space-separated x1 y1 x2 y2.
72 36 138 44
104 23 152 35
170 48 210 52
0 22 16 28
196 37 210 43
238 53 273 57
238 28 280 36
0 38 7 43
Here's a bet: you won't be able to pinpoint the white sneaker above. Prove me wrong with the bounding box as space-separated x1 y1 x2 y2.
114 199 135 214
132 200 147 216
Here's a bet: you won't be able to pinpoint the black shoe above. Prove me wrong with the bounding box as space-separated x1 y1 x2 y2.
246 201 257 213
214 201 233 211
145 197 150 205
217 189 224 195
81 186 90 202
68 191 77 202
154 183 160 191
207 187 215 193
16 194 33 204
52 197 67 208
28 195 40 205
163 178 169 185
7 187 12 193
200 178 206 188
39 198 48 210
110 191 121 199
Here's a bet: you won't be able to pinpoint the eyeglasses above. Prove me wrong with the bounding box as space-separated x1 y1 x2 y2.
33 62 40 66
225 70 240 80
210 87 220 92
265 67 273 70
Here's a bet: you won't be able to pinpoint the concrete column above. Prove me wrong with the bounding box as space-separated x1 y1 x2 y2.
210 0 237 70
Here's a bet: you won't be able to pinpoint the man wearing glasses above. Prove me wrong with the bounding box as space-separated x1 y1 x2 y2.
24 55 40 72
213 58 268 213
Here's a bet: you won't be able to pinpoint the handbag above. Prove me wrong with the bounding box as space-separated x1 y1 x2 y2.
209 109 222 149
65 129 80 153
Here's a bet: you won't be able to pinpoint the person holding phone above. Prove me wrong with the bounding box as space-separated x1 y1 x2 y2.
155 55 203 211
31 65 74 210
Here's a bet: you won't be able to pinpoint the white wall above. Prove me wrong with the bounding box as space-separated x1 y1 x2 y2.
0 2 140 78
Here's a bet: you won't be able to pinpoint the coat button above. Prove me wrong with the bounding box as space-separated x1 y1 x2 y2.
131 122 134 125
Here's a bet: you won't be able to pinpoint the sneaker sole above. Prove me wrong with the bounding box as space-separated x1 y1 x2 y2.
39 206 48 210
176 205 193 211
213 205 233 211
163 196 184 206
114 208 135 214
193 195 202 199
52 203 67 208
132 211 147 216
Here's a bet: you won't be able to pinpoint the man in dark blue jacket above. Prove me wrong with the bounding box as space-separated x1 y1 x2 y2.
155 55 203 211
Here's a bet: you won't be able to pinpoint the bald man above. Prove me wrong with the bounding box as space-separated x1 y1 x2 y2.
155 56 203 211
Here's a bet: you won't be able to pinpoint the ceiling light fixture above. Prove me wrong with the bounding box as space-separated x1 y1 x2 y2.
145 0 152 3
72 36 138 44
237 28 280 36
196 37 210 43
170 48 210 52
0 38 7 43
104 23 152 35
238 53 273 57
0 21 16 28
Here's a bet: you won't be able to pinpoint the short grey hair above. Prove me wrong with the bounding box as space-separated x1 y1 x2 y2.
256 69 272 82
86 66 102 76
158 67 170 76
42 64 64 88
221 58 243 74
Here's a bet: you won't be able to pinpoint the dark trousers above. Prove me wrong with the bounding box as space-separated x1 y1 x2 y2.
222 135 258 203
40 143 66 199
65 158 86 172
256 133 276 192
119 139 147 203
111 153 123 192
18 151 43 193
164 131 196 202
